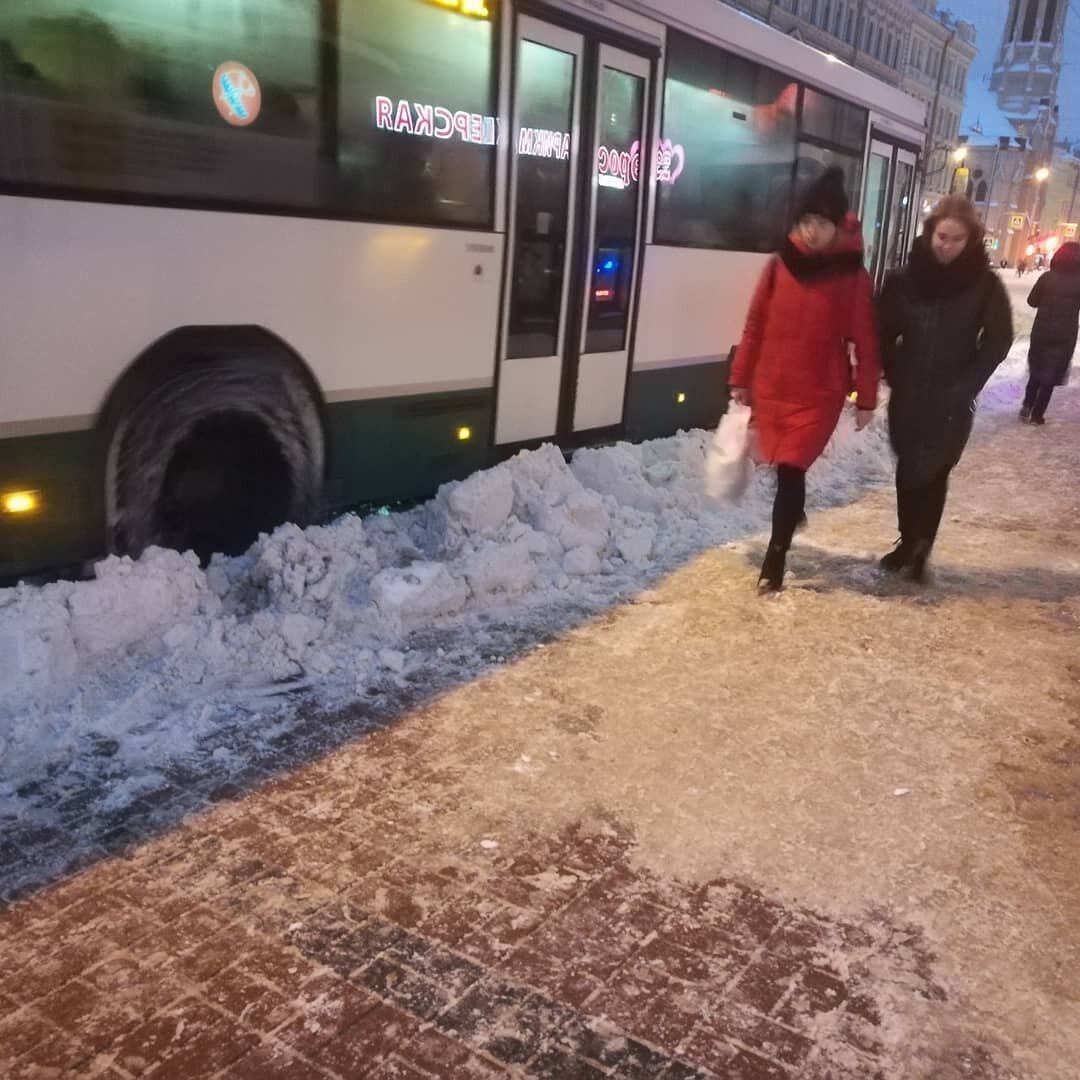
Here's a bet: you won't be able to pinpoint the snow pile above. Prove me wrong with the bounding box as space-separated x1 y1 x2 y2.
0 345 1031 803
0 550 207 705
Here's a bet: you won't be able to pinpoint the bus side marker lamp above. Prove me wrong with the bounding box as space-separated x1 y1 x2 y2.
2 490 41 515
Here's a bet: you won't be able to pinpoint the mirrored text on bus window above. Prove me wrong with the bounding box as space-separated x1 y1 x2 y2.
654 31 797 252
0 0 499 228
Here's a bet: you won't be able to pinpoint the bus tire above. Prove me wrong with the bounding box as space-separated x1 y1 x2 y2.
98 326 326 562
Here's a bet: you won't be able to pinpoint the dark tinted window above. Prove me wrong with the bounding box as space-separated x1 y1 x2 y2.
655 31 798 252
800 87 867 151
0 0 498 226
338 0 497 225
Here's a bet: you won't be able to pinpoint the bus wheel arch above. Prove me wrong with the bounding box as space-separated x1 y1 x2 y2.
96 326 327 562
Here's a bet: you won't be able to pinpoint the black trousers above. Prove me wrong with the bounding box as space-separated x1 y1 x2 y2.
896 464 950 548
770 464 806 550
1023 378 1054 420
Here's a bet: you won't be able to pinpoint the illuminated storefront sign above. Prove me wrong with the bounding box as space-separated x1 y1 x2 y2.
374 97 498 145
598 141 640 185
519 127 570 159
519 131 686 187
371 98 685 186
654 139 685 184
213 62 261 127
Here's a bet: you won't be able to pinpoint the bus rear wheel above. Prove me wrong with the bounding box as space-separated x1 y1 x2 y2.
101 329 325 563
156 411 295 561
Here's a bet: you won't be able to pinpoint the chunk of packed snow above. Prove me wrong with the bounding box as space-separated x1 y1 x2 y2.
445 465 515 537
369 562 470 628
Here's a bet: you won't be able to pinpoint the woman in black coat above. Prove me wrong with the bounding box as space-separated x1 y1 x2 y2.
1022 241 1080 425
877 196 1014 582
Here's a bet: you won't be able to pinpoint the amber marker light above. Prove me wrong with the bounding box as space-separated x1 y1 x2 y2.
2 490 41 515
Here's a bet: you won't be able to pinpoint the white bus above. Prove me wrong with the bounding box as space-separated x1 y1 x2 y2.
0 0 925 581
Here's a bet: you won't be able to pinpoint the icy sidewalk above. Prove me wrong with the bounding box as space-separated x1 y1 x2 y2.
1 381 1076 1080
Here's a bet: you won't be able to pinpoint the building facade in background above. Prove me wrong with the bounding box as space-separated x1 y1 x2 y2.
720 1 976 204
962 0 1073 264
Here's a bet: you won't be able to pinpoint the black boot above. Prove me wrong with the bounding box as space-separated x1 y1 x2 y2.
879 537 913 573
907 539 932 584
758 543 787 592
1019 405 1032 423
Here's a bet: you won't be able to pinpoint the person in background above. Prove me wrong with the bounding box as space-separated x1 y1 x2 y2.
877 196 1014 583
1021 241 1080 425
730 167 880 593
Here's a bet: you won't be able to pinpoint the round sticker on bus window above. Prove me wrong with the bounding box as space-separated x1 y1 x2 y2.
213 62 261 127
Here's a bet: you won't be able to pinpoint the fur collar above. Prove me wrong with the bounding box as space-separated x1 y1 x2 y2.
907 235 989 300
780 216 866 282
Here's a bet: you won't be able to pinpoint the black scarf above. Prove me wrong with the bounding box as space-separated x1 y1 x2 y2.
907 235 989 300
779 238 864 282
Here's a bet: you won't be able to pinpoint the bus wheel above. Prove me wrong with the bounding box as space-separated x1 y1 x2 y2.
101 332 325 562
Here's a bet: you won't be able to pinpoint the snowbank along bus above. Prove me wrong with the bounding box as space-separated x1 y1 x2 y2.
0 0 925 581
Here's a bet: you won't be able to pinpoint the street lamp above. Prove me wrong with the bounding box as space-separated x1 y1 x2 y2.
1035 166 1050 183
953 147 968 164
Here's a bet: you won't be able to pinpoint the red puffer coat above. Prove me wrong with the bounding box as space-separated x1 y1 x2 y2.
731 215 881 470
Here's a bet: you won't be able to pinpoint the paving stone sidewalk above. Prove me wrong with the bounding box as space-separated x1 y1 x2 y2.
1 734 920 1079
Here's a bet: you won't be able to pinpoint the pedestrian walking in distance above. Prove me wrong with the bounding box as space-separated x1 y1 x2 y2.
730 166 881 592
877 196 1014 583
1021 240 1080 425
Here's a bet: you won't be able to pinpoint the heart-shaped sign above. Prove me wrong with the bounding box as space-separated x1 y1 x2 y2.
655 138 686 184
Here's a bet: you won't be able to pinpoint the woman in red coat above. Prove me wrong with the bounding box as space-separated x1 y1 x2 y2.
730 167 881 591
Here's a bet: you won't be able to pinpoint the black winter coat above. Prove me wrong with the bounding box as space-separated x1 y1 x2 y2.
1027 242 1080 386
878 238 1014 487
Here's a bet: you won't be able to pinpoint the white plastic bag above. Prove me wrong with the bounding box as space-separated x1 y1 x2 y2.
704 403 752 500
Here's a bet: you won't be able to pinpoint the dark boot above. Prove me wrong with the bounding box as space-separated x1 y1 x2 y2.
758 543 787 593
1019 405 1032 423
907 539 933 584
1030 384 1053 424
879 537 913 573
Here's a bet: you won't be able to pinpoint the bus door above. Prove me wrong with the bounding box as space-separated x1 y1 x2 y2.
495 14 653 445
863 136 919 287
